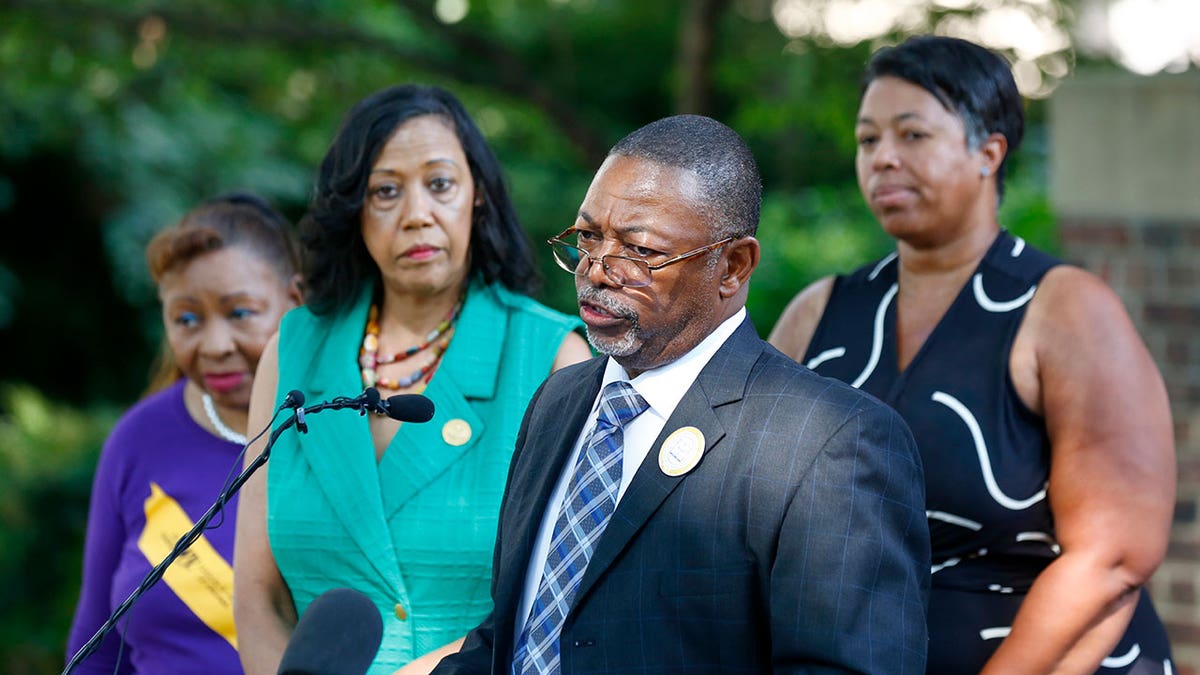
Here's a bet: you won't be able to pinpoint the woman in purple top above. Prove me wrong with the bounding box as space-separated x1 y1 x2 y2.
66 194 302 674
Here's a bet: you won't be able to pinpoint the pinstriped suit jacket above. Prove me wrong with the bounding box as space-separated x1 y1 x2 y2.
434 318 930 674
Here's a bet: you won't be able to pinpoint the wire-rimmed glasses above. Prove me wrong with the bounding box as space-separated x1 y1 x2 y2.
546 226 735 288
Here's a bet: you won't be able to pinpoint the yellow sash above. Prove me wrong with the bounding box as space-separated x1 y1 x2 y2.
137 482 237 649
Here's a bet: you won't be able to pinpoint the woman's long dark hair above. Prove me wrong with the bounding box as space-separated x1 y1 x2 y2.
301 84 539 315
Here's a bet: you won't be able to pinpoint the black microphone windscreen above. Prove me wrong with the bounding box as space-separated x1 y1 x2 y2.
383 394 435 423
277 588 383 675
362 387 382 413
285 390 306 409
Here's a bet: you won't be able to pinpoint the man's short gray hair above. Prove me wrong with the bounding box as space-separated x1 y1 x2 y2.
609 115 761 241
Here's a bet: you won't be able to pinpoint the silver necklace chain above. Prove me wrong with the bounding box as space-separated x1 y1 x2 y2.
201 393 248 446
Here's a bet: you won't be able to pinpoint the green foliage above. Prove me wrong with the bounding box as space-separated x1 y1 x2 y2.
0 0 1063 329
0 383 118 674
999 122 1059 254
750 183 891 334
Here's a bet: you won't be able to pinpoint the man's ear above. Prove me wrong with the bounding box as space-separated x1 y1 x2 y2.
718 236 760 299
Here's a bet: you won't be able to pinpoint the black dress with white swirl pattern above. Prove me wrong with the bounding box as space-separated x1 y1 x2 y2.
802 230 1171 673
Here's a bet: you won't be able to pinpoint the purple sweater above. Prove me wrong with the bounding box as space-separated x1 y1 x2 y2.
66 380 244 674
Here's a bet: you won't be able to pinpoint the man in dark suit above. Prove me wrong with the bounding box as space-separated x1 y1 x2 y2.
433 115 929 674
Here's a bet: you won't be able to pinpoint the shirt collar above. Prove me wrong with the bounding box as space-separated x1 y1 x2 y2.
600 307 746 422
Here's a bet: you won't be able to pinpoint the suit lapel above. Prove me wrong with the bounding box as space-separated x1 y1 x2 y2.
495 359 605 626
377 282 500 516
297 406 402 591
289 287 403 592
571 319 764 609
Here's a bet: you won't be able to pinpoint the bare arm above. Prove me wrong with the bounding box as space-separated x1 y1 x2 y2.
233 331 300 675
766 276 835 362
391 638 465 675
551 330 592 371
982 266 1175 674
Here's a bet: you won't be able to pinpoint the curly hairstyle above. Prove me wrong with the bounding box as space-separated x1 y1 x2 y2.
300 84 538 315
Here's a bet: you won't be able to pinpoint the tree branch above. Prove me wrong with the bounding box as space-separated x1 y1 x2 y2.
675 0 732 115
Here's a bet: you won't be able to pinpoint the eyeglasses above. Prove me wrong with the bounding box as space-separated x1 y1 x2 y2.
546 226 735 288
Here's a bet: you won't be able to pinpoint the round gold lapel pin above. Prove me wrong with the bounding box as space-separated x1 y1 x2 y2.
442 419 473 446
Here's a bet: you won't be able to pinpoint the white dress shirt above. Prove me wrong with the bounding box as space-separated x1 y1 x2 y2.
514 308 747 641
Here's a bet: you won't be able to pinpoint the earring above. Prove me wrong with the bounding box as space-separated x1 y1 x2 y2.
980 166 991 177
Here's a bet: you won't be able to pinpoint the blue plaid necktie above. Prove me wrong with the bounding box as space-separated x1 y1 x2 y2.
512 380 649 675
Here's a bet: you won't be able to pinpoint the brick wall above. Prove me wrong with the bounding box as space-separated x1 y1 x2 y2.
1058 217 1200 672
1052 72 1200 673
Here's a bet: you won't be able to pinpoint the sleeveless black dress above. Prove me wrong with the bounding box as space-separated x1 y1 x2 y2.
803 231 1172 673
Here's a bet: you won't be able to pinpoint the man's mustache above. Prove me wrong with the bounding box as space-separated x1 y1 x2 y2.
577 285 639 322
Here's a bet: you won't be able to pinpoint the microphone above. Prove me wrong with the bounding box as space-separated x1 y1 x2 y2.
379 394 436 423
277 588 383 675
361 387 384 416
293 387 434 423
271 388 437 424
328 387 435 423
283 390 306 409
284 390 309 432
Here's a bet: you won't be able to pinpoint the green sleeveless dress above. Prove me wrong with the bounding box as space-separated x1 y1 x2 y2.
268 279 582 674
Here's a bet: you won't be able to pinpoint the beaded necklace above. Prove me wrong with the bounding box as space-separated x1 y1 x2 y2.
359 298 462 391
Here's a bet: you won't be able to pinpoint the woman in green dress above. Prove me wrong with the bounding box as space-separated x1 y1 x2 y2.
233 84 591 675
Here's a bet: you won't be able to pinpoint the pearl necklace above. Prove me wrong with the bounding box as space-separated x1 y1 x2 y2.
201 393 248 446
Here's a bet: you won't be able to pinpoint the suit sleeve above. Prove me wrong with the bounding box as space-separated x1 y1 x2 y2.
432 377 552 674
433 611 495 674
770 401 930 674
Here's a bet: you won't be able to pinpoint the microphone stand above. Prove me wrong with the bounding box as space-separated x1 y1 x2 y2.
63 396 372 675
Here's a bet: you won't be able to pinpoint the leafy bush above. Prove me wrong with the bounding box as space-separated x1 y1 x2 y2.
0 383 120 674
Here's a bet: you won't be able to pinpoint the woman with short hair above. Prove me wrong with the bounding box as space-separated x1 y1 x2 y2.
770 36 1175 673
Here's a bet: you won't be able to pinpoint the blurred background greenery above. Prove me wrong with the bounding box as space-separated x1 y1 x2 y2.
0 0 1178 671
